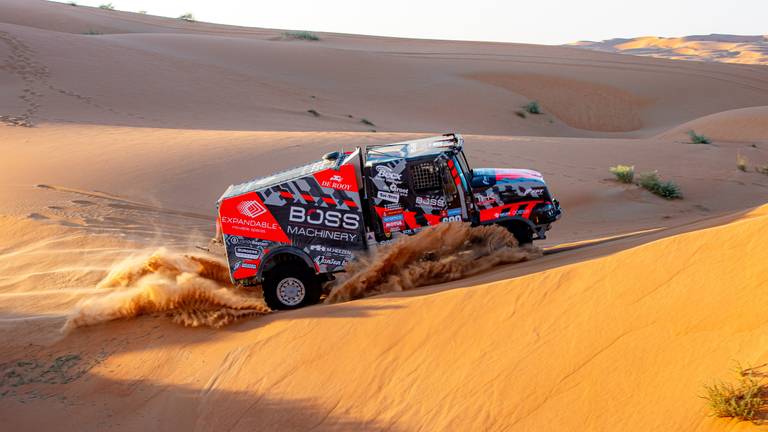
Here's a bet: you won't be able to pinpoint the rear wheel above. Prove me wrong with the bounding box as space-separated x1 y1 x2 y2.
263 263 321 310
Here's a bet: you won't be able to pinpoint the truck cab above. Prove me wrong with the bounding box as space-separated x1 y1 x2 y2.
364 134 561 244
217 133 561 310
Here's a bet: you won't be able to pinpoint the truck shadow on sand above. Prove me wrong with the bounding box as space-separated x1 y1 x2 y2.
1 371 400 431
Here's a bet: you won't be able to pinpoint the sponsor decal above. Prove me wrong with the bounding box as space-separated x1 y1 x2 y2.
219 192 288 243
416 196 445 207
377 191 400 203
383 221 404 232
315 256 346 267
289 207 361 230
447 208 462 217
287 225 359 243
234 247 262 260
314 165 357 191
382 213 404 223
389 183 409 196
375 165 402 182
241 262 258 269
475 195 497 206
236 200 267 218
309 244 354 257
220 216 278 230
381 208 405 233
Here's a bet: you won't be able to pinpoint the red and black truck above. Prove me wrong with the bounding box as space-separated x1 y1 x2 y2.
217 133 561 310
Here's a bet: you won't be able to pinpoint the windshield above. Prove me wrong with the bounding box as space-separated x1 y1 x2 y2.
461 151 472 173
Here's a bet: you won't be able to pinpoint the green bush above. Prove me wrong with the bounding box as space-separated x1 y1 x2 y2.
609 165 635 183
178 13 195 22
688 130 711 144
637 171 682 199
523 101 541 115
99 3 114 10
283 31 320 41
702 365 764 421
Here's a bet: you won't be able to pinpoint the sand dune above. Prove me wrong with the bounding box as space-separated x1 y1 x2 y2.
571 34 768 65
657 106 768 144
2 1 768 430
3 204 767 431
2 1 768 135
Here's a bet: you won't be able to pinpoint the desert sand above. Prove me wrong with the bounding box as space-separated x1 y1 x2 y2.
571 34 768 65
1 0 768 431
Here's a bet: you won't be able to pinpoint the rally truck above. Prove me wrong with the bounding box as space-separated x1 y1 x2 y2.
217 133 561 310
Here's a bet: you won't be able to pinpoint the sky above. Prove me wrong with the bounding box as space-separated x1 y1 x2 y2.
53 0 767 45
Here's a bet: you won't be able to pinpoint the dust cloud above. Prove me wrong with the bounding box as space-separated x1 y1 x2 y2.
326 222 541 303
64 223 539 330
62 248 269 331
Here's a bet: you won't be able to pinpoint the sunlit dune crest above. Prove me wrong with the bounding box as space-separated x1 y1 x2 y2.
570 34 768 65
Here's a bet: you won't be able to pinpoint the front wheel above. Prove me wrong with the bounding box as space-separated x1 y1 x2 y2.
506 223 533 246
262 264 321 310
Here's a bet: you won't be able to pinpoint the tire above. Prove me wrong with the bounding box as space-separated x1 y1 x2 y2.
262 263 321 310
507 223 533 246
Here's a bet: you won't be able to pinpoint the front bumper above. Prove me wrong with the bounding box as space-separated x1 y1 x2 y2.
532 199 562 225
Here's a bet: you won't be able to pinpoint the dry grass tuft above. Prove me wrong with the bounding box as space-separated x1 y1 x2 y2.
702 363 766 422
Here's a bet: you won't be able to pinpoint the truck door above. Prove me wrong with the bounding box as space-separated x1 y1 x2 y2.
407 156 468 226
440 154 473 222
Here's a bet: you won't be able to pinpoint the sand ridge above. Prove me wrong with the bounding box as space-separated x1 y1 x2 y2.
571 34 768 65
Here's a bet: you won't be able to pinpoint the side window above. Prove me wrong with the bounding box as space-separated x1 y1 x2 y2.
410 161 441 192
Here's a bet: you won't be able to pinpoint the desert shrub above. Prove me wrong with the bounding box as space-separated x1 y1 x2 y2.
82 29 103 35
283 31 320 41
523 101 541 115
655 181 682 199
178 13 195 22
99 3 114 10
703 365 764 421
609 165 635 183
637 171 682 199
737 153 748 172
68 1 77 5
688 130 711 144
756 164 768 175
360 118 375 126
515 110 526 119
307 109 320 117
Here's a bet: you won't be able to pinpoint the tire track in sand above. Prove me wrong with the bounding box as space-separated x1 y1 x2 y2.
0 30 47 127
0 29 148 127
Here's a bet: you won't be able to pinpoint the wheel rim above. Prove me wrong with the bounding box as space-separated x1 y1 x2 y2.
276 277 306 306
